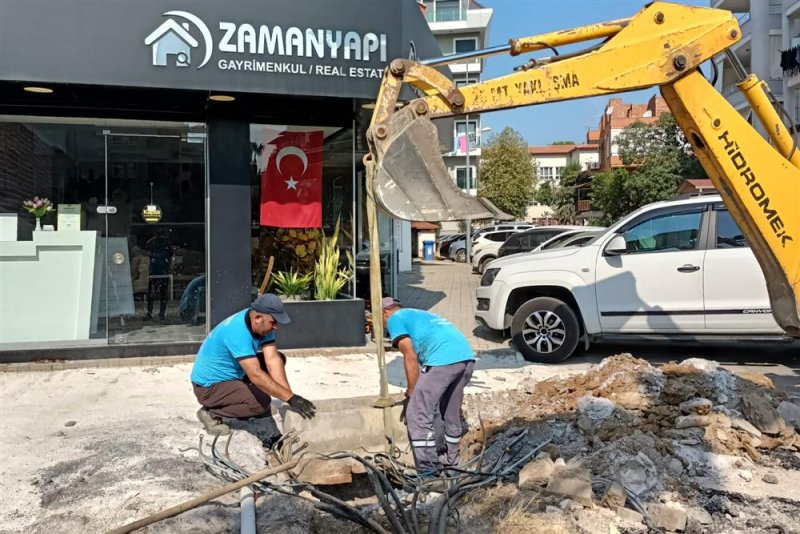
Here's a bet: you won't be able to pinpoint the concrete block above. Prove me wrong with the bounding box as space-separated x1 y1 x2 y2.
601 480 626 509
615 506 644 524
518 457 555 489
282 394 409 484
544 468 593 508
294 457 363 485
648 503 687 532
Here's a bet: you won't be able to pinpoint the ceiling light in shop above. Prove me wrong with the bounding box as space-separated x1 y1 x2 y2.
209 94 235 102
23 86 53 94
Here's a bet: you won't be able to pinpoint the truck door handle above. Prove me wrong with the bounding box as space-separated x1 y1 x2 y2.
677 264 700 273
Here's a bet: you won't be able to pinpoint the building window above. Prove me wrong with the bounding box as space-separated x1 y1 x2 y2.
554 167 563 181
454 120 478 153
455 166 476 190
539 167 554 181
454 37 478 54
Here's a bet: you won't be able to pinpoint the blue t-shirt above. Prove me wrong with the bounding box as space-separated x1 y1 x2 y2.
387 309 474 367
190 309 275 387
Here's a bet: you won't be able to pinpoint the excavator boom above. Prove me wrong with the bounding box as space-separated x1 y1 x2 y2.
365 1 800 334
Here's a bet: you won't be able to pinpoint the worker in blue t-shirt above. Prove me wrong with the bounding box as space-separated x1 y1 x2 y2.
190 293 316 438
382 297 475 476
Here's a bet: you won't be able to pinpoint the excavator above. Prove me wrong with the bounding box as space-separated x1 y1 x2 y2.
363 1 800 354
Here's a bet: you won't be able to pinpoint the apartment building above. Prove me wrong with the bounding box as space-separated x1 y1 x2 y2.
781 0 800 126
597 95 670 170
525 134 600 224
713 0 784 135
422 0 493 233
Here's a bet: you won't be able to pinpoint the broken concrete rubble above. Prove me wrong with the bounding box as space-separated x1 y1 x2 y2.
459 354 799 534
601 480 626 509
777 401 800 430
518 457 555 489
543 466 594 507
648 502 688 532
741 392 786 436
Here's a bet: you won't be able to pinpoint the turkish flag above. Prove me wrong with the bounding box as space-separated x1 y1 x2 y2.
260 130 323 228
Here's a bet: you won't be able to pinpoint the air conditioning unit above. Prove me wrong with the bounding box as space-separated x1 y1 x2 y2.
589 162 601 170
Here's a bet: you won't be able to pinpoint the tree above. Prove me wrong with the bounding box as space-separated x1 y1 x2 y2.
551 140 576 145
590 113 705 225
548 162 582 224
478 127 536 219
534 181 554 206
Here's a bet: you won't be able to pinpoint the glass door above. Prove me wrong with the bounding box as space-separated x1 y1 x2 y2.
102 131 207 344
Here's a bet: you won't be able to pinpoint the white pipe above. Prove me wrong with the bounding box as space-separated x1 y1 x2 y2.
240 486 256 534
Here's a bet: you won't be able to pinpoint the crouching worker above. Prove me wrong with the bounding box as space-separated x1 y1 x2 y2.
382 297 475 477
190 293 316 442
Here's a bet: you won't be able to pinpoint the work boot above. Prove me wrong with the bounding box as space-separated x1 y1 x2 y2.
261 432 284 451
196 407 231 435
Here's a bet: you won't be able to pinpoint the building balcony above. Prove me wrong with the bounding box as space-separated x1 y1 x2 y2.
577 200 592 213
712 0 750 13
426 2 492 31
449 62 483 75
424 0 469 22
781 46 800 78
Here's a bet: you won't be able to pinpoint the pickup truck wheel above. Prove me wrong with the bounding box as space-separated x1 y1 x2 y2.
455 249 466 263
478 255 495 274
511 297 580 363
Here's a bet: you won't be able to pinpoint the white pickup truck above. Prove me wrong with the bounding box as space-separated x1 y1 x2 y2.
475 196 789 363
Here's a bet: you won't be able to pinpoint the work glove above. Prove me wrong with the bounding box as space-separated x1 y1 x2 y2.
288 394 317 419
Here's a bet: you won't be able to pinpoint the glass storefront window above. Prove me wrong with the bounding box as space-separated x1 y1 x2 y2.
250 124 356 300
0 117 207 349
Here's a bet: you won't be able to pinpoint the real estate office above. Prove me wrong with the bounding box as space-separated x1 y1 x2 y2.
0 0 441 359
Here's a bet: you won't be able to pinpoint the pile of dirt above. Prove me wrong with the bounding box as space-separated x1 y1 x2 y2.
458 354 800 533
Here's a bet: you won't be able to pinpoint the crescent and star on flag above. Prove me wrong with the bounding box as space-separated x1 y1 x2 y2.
276 145 308 192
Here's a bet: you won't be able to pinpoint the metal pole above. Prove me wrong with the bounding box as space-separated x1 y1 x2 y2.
421 44 512 67
465 113 471 262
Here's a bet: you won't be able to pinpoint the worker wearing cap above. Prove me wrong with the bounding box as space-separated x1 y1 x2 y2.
191 293 316 436
382 297 475 475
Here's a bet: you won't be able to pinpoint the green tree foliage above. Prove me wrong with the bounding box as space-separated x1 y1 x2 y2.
534 180 554 206
551 140 576 145
479 127 536 219
591 113 705 225
549 162 583 224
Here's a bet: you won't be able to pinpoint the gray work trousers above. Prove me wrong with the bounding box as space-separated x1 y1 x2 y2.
406 360 475 474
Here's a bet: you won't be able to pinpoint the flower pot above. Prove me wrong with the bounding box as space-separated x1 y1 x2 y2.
34 218 42 232
277 298 366 349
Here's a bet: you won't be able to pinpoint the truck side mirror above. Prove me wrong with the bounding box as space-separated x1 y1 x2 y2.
605 234 628 256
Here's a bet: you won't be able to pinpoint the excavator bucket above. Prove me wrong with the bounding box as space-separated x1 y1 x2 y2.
370 105 511 222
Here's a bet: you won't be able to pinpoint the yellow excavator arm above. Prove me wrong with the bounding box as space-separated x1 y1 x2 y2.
365 1 800 334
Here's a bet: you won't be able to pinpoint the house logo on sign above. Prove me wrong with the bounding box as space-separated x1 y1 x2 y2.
144 10 213 69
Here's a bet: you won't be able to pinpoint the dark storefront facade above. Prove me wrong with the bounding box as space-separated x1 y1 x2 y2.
0 0 442 360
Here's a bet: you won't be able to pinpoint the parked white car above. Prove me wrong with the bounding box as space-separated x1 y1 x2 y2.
534 228 606 252
450 223 534 263
469 230 527 272
475 196 786 363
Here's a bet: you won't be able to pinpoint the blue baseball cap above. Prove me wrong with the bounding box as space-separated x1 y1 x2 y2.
251 293 292 324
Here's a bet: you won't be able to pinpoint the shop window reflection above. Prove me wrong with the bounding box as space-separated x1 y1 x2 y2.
0 118 207 348
250 124 355 301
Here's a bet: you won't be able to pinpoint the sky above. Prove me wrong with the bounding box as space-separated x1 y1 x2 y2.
476 0 712 146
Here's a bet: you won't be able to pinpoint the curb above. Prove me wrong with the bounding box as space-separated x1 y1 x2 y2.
0 343 512 373
0 345 385 373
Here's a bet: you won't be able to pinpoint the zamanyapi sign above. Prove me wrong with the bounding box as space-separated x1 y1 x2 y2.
144 10 386 80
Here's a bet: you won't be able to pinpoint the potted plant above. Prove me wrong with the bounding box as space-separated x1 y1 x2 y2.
272 269 312 301
22 196 54 231
313 219 353 300
277 219 364 349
